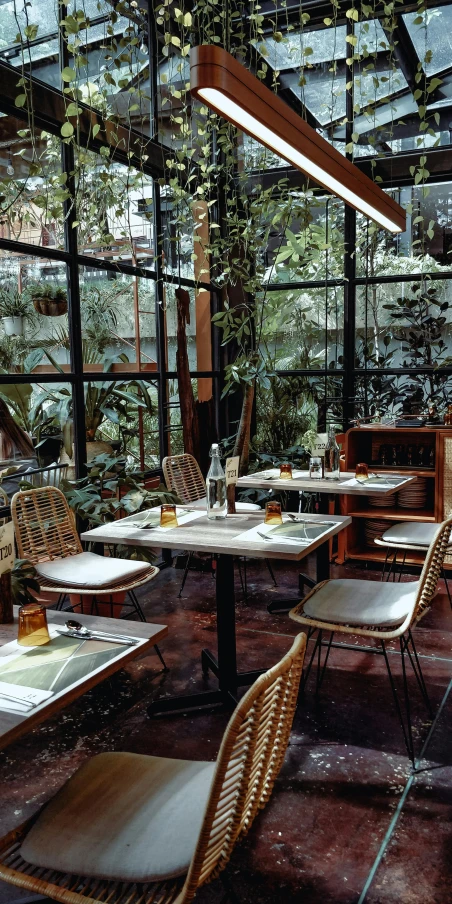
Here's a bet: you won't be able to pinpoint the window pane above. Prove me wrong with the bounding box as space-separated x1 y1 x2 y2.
262 286 344 370
75 150 154 263
0 113 65 248
0 251 68 374
356 183 452 277
255 375 344 453
403 7 452 75
266 196 344 283
356 278 452 370
79 267 157 373
84 379 159 468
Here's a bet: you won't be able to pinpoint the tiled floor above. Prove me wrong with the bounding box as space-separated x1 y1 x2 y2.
1 553 452 903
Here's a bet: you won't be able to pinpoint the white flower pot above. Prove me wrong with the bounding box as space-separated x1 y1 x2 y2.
2 316 24 336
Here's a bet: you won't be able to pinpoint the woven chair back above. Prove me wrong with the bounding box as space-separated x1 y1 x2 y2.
162 454 206 504
11 486 82 564
413 515 452 621
179 633 306 903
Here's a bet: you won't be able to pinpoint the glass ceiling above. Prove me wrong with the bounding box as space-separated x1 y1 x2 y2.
257 5 452 156
403 6 452 75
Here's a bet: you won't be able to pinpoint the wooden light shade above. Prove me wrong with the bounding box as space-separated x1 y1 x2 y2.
190 46 406 234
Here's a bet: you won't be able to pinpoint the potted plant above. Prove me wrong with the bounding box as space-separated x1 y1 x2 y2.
26 283 68 317
0 286 31 337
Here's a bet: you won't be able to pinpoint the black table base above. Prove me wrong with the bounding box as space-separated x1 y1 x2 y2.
148 502 335 718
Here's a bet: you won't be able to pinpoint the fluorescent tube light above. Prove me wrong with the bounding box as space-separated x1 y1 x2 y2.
190 47 406 234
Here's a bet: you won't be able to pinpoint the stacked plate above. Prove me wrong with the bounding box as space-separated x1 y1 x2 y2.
398 478 427 509
368 492 397 509
364 519 388 545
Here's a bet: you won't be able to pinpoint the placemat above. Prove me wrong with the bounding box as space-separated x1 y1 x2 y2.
0 628 135 715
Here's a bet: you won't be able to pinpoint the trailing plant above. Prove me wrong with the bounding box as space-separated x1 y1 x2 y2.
11 559 40 606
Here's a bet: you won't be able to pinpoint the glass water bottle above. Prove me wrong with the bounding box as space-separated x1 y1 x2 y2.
206 444 227 519
324 426 340 480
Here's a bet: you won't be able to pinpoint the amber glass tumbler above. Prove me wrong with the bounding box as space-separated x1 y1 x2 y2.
355 463 369 483
160 504 178 528
17 603 50 647
279 463 293 480
264 501 283 525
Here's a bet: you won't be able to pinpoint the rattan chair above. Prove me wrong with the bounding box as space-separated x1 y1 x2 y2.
0 633 306 904
163 453 276 597
289 516 452 764
11 486 166 668
374 521 452 605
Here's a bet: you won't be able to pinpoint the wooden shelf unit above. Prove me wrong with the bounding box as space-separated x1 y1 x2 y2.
339 426 450 566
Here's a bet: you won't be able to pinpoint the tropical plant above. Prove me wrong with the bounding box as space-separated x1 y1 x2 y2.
37 377 155 456
61 454 176 562
11 559 40 606
25 283 67 301
0 286 32 318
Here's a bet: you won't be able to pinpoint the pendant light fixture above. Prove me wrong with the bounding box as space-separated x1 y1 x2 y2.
190 46 406 234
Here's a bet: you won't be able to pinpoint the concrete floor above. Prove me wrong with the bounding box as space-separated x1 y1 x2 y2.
1 553 452 904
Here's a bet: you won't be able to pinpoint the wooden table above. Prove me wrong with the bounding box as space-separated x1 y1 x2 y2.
82 511 351 716
236 470 416 495
0 609 167 750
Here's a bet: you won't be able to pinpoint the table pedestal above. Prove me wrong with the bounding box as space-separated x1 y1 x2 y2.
148 553 253 717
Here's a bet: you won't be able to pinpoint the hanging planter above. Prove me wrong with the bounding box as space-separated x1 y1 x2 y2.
28 283 68 317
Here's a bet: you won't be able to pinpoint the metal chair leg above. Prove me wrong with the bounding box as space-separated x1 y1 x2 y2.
153 644 168 670
128 589 146 622
178 552 193 598
381 547 391 582
442 567 452 608
397 550 407 582
405 630 433 717
265 557 277 587
300 629 321 692
381 640 415 764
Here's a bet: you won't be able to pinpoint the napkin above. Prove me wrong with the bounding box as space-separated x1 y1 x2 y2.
0 681 53 715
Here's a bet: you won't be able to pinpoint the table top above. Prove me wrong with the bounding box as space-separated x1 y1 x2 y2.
236 470 416 495
0 609 167 750
82 510 351 561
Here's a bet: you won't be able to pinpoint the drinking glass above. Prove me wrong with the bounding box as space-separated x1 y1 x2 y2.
355 463 369 483
309 457 323 479
279 463 293 480
17 603 50 647
264 501 283 525
160 504 178 528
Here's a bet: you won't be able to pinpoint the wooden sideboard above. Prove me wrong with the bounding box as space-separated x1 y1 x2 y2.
337 425 452 566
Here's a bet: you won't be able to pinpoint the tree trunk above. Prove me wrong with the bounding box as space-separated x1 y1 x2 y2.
233 381 255 475
175 288 200 461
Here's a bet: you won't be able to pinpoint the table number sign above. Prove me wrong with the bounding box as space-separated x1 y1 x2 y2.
312 433 328 458
226 456 240 514
226 456 240 486
0 521 14 624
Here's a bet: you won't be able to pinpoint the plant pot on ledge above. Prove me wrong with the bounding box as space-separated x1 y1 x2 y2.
2 315 24 336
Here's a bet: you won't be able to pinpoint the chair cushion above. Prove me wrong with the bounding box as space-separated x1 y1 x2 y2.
35 551 150 589
20 751 216 883
381 521 449 548
303 579 418 627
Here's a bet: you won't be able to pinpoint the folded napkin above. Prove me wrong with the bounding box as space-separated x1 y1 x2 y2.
0 681 53 715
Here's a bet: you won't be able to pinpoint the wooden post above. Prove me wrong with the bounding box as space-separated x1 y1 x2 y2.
0 572 13 624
